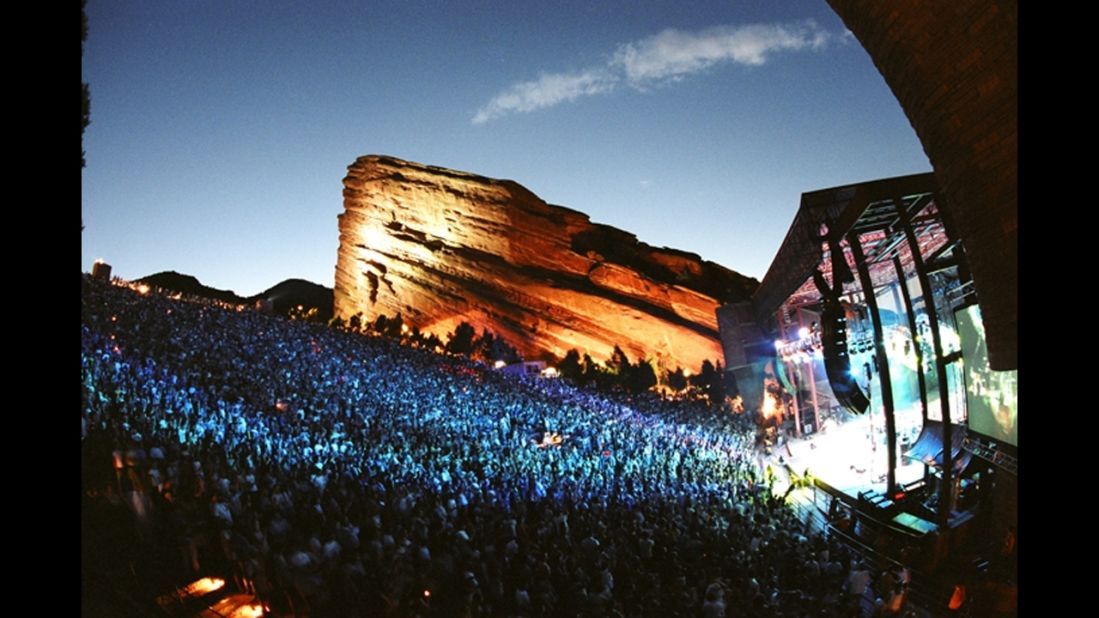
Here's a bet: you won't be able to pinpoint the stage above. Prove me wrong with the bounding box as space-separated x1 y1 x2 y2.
765 407 926 499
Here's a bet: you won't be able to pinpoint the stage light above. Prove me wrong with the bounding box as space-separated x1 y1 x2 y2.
183 576 225 596
494 360 506 369
774 339 784 349
798 327 810 339
232 604 265 618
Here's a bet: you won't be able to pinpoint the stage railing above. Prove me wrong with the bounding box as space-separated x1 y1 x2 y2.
823 518 951 615
807 476 977 615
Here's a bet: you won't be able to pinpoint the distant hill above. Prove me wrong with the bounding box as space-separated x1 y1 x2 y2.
254 278 334 322
135 271 333 321
136 271 248 305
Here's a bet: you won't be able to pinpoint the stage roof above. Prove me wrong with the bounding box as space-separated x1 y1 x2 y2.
752 172 957 327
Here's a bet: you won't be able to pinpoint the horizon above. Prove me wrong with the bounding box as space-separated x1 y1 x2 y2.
81 1 930 298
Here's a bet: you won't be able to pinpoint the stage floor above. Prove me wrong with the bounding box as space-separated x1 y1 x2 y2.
767 411 925 497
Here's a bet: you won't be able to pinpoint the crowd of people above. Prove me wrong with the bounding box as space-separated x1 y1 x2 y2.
82 275 914 617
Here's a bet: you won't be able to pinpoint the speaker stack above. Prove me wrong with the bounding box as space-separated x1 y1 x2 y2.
820 299 870 414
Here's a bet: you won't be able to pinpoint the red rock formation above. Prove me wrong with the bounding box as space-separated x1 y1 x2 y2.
335 155 757 371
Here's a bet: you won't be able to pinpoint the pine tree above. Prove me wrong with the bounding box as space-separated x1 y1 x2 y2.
558 349 583 382
446 322 476 355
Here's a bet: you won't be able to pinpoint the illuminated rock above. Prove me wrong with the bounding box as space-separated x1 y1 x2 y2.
335 155 757 371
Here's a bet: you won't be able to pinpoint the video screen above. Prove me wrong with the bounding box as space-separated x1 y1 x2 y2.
955 304 1017 446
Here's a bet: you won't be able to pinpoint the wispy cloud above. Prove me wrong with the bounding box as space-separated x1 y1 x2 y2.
473 20 837 124
613 22 832 86
472 69 615 125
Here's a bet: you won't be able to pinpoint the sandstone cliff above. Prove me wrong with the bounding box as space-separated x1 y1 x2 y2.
335 155 757 371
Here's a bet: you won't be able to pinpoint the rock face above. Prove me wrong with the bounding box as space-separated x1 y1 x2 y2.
335 155 758 371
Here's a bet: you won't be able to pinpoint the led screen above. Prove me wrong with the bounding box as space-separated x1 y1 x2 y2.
955 304 1017 446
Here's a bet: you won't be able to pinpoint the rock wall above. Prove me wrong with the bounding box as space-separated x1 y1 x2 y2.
335 155 757 371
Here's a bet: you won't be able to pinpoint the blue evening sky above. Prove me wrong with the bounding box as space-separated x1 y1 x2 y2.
82 0 930 297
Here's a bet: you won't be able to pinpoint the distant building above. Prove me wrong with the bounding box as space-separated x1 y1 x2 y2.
500 361 547 378
91 260 112 281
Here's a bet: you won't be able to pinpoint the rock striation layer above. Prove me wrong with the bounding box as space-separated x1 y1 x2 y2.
335 155 758 371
